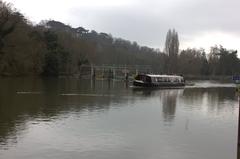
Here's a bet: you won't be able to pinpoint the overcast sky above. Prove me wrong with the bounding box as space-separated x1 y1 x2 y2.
5 0 240 53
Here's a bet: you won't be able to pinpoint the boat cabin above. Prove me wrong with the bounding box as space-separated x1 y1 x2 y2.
133 74 185 87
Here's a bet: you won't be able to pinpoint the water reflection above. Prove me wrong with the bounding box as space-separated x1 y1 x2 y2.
0 78 238 159
161 90 182 122
182 87 236 113
132 89 182 122
0 78 136 149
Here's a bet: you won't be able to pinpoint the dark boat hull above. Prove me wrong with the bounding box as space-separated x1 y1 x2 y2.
133 80 185 88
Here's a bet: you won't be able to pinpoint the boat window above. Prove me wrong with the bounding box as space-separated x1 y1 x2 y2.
173 77 179 82
150 77 166 83
157 77 164 82
146 76 151 83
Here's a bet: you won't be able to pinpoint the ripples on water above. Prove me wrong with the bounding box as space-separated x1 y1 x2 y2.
0 78 238 159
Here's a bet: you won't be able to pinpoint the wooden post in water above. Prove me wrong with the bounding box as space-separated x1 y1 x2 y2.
91 64 95 80
135 69 138 75
102 65 104 79
238 95 240 159
233 75 240 159
108 68 111 80
236 81 240 159
238 85 240 159
113 68 116 80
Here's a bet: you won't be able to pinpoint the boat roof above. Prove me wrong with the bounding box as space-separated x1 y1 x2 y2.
145 74 183 78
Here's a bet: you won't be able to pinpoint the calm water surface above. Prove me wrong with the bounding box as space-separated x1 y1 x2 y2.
0 78 238 159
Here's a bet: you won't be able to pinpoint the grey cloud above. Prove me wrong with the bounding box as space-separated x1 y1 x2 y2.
66 0 240 49
170 0 240 34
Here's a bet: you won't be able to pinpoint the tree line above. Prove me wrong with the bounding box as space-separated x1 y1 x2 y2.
165 29 240 76
0 1 240 77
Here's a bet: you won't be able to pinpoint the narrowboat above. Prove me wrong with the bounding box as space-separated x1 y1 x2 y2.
133 74 185 88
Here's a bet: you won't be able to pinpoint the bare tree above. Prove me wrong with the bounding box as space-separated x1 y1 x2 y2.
164 29 179 74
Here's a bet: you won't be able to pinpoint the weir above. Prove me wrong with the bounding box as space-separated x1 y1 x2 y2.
77 64 152 80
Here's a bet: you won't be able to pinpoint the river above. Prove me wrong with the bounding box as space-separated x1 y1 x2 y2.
0 78 238 159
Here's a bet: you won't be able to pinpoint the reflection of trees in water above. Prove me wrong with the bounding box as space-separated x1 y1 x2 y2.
0 78 133 149
182 87 236 112
160 90 183 122
0 78 236 149
159 87 236 123
162 92 177 122
132 89 183 122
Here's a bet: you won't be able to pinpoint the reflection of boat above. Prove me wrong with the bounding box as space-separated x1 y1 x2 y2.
133 74 185 88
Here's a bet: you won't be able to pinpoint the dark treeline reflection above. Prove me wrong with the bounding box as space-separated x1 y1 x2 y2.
0 78 133 148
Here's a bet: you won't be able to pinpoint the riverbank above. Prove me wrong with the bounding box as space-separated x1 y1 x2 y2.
0 74 234 82
184 75 233 81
